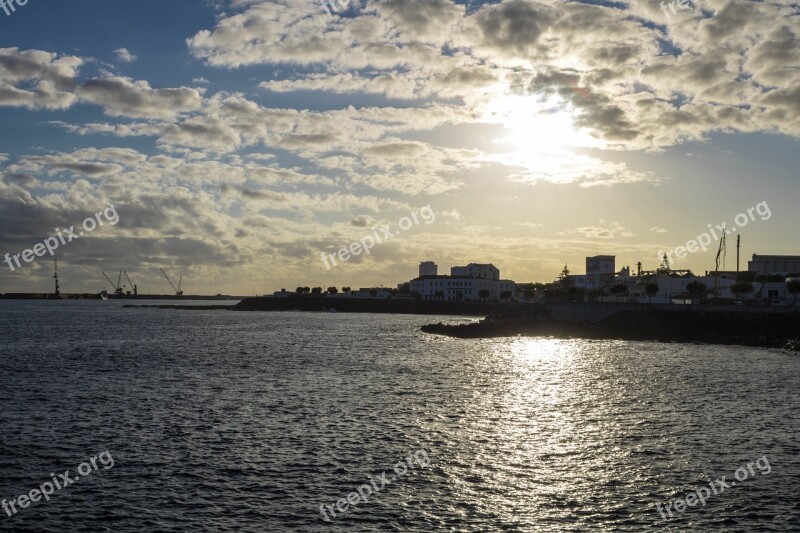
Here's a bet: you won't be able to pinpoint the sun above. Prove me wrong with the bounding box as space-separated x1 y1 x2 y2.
483 93 600 153
481 93 606 183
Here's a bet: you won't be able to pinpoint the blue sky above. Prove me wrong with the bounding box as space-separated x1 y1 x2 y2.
0 0 798 294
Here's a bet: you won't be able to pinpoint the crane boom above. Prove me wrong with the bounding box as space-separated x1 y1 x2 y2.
123 271 137 295
160 268 184 295
102 272 118 289
714 226 727 300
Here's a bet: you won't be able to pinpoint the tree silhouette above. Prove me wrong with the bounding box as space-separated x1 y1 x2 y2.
658 253 671 275
645 283 659 303
731 281 753 302
686 281 707 299
558 264 573 289
787 280 800 305
610 284 628 295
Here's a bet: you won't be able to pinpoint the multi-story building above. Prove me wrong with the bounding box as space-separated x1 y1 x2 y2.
748 255 800 275
586 255 616 290
409 262 514 302
419 261 438 277
450 263 500 280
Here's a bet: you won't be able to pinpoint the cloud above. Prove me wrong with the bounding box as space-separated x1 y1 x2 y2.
2 172 36 188
562 221 634 240
77 77 204 119
114 48 137 63
0 47 82 110
351 215 375 227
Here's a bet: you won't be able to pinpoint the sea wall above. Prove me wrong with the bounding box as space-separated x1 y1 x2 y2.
233 296 509 316
543 302 797 323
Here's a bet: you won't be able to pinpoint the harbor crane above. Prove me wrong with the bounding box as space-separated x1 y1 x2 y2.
713 225 727 301
123 271 138 295
102 271 125 296
160 268 184 296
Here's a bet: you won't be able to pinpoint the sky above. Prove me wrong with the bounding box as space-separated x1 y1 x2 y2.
0 0 798 295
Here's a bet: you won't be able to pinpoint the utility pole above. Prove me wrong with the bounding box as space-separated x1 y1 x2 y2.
737 235 741 272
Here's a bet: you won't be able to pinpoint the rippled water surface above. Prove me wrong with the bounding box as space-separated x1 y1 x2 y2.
1 301 799 531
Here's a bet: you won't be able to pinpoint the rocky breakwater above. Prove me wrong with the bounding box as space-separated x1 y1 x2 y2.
421 305 800 351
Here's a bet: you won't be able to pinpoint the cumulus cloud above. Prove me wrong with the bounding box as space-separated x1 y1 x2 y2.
351 215 375 227
0 47 82 110
77 77 204 119
114 48 137 63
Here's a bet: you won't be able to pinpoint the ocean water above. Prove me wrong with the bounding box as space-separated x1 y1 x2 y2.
1 301 798 532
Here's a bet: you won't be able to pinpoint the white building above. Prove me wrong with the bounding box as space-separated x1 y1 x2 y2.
586 255 615 290
748 254 800 275
450 263 500 281
409 262 514 302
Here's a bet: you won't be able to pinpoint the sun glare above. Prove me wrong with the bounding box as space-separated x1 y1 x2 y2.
482 94 606 182
485 94 600 153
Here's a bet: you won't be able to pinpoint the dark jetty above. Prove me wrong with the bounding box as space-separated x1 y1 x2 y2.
233 296 507 316
122 304 234 310
421 305 800 351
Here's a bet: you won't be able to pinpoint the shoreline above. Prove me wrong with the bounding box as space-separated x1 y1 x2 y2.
421 305 800 351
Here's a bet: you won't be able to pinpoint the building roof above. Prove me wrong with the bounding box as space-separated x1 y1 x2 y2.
411 275 501 282
751 254 800 260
